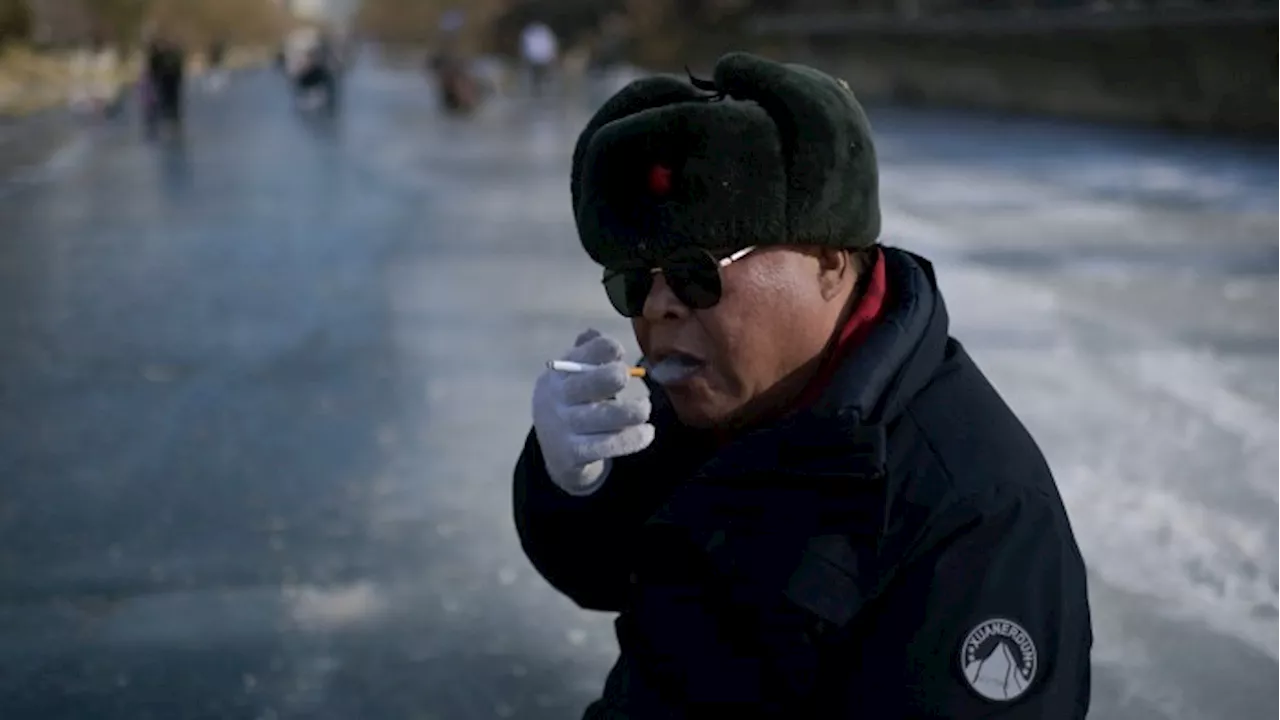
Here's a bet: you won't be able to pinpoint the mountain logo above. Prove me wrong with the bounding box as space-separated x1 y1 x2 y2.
959 618 1037 702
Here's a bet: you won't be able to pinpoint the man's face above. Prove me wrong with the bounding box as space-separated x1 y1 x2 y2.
632 246 855 429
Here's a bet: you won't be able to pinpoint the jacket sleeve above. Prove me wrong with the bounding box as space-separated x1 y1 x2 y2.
841 484 1092 719
512 406 707 613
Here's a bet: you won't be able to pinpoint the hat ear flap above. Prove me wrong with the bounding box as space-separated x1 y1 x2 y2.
571 77 707 215
711 52 878 245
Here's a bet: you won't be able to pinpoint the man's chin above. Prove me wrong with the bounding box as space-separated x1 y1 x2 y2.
668 394 739 430
668 386 787 432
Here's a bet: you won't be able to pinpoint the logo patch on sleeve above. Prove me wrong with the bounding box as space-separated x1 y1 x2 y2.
959 618 1037 702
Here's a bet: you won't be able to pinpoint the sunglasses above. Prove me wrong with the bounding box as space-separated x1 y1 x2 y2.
602 245 758 318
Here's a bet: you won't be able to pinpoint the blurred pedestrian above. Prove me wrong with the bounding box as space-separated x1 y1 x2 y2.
204 38 228 93
144 35 185 138
429 10 484 113
519 20 558 97
514 52 1092 718
290 28 340 114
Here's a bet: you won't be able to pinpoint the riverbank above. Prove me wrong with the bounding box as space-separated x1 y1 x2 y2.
745 9 1277 138
0 45 272 117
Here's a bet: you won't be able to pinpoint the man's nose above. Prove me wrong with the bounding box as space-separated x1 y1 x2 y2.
642 273 690 321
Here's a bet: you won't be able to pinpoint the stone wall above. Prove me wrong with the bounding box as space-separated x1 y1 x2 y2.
750 17 1276 136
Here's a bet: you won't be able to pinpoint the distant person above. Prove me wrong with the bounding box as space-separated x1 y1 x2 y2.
429 37 479 113
144 37 185 137
204 39 228 93
207 39 225 68
290 29 339 113
520 20 558 97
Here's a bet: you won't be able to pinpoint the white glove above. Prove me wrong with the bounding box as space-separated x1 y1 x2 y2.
533 329 655 495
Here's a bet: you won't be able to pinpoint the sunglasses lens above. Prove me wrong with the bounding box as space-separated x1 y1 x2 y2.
663 247 722 310
603 270 652 317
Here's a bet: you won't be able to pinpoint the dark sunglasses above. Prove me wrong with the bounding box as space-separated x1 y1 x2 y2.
602 245 758 318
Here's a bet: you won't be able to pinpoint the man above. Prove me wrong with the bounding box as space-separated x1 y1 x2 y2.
428 13 479 113
519 20 558 97
204 38 227 93
512 52 1092 717
291 29 340 113
144 36 185 136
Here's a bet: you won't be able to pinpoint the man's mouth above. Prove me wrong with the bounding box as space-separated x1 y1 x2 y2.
643 353 705 386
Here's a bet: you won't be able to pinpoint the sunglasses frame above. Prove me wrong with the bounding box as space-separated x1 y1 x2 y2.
602 245 758 318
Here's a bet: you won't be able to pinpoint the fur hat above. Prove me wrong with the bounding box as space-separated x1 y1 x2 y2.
571 52 881 269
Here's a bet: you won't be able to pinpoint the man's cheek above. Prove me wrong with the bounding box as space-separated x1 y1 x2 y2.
631 321 649 352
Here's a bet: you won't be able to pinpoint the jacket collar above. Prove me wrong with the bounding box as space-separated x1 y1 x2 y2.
699 247 948 480
809 246 950 426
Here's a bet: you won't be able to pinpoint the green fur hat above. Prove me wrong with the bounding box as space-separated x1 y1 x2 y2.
571 51 881 270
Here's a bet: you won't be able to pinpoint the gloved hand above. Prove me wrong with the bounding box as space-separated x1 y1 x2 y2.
533 329 655 495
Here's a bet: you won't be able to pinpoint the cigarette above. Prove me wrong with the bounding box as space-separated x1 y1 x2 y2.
548 360 647 378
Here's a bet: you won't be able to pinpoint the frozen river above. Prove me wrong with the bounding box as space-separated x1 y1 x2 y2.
0 55 1274 719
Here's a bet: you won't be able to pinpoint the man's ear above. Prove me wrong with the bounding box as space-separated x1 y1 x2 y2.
815 247 855 301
